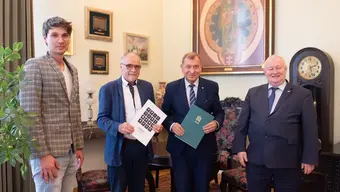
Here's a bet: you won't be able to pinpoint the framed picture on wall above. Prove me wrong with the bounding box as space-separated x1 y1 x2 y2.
124 32 149 64
193 0 275 75
64 29 74 56
90 50 109 74
85 6 113 42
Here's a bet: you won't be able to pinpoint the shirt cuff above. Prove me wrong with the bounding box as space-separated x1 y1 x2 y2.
214 120 220 130
170 123 175 132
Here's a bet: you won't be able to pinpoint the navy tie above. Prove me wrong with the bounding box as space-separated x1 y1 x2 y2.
128 82 136 109
189 84 196 107
268 87 278 113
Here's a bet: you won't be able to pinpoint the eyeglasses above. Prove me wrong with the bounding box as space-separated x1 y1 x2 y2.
121 63 142 70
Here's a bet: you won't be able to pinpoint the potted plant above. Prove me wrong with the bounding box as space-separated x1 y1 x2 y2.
0 42 33 178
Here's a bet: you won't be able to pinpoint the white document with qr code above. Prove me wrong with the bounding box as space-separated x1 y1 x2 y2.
130 99 167 146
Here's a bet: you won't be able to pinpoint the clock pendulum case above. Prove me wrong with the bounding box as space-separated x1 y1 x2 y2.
289 47 334 151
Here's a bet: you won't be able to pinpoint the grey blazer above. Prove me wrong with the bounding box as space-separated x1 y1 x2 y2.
20 53 84 158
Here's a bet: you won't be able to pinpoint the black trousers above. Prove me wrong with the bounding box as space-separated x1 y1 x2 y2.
122 139 148 192
246 163 301 192
171 145 213 192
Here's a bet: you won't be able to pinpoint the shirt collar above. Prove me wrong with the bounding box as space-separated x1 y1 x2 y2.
268 80 287 91
184 78 199 88
121 76 137 87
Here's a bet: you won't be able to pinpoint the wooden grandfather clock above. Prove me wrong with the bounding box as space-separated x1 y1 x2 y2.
289 47 334 152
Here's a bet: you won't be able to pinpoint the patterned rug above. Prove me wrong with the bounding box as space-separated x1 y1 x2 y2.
145 170 221 192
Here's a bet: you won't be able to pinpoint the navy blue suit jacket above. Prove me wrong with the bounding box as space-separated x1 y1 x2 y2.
232 82 319 168
162 77 224 157
97 77 155 166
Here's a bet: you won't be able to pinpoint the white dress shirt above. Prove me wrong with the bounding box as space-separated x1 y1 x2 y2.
122 77 142 139
184 78 199 106
268 81 287 114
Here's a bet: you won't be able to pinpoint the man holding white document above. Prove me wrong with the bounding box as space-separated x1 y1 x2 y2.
97 52 163 192
162 52 225 192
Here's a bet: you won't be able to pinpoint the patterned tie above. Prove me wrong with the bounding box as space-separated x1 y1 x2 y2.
128 82 136 109
268 87 278 113
189 84 196 107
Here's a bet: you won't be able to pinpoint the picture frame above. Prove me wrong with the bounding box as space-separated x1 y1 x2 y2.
89 50 109 74
193 0 275 75
64 29 74 56
124 32 149 64
85 6 113 42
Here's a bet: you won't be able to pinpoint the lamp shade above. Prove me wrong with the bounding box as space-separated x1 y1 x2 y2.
85 97 95 105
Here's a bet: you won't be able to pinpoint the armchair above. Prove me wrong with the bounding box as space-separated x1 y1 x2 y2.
76 167 110 192
216 97 243 170
216 97 248 192
212 97 245 188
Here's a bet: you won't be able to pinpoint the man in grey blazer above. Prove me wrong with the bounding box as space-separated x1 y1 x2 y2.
232 55 319 192
20 17 84 192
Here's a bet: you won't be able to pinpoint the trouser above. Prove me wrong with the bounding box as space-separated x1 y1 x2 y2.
108 139 148 192
30 150 78 192
246 163 301 192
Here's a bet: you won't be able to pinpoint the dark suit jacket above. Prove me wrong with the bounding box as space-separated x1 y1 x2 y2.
162 77 224 157
97 77 155 166
232 82 319 168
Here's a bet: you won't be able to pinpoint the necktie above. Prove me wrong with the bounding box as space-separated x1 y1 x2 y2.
189 84 196 107
268 87 278 113
128 82 136 109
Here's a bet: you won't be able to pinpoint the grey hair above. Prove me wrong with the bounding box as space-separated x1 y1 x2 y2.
120 52 141 64
263 55 287 69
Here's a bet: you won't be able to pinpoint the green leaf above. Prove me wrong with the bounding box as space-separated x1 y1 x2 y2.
8 53 21 61
1 80 8 91
12 42 23 52
0 110 5 118
23 145 31 159
4 47 12 56
14 154 23 164
13 42 18 51
9 157 16 167
16 42 24 51
0 150 8 164
20 163 28 179
0 153 8 164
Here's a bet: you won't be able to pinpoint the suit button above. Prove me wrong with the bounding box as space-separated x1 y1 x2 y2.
69 123 72 127
265 135 268 139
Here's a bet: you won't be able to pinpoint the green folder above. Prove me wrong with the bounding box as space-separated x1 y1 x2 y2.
176 105 214 149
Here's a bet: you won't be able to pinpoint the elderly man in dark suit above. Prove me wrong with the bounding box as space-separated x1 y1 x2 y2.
162 52 225 192
20 17 84 192
232 55 319 192
97 52 163 192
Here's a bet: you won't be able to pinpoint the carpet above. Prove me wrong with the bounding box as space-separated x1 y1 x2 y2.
145 170 221 192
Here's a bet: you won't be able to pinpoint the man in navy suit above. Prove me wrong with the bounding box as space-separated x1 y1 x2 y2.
232 55 319 192
97 52 163 192
162 52 224 192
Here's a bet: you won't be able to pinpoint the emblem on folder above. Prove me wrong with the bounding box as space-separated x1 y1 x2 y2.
195 116 202 124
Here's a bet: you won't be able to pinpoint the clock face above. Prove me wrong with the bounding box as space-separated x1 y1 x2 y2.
297 56 322 80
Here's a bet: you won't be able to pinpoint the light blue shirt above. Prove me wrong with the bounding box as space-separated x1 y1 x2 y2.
268 81 287 114
184 78 199 106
